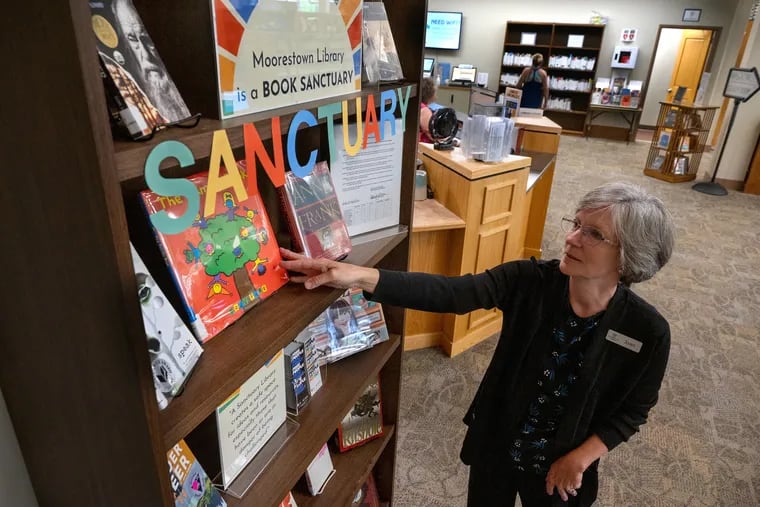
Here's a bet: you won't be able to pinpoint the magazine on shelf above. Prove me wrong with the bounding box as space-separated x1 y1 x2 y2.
167 439 227 507
657 131 671 149
362 2 404 83
651 155 666 171
130 243 203 409
278 492 298 507
337 378 384 452
140 161 288 342
294 288 390 366
89 0 190 139
278 162 352 261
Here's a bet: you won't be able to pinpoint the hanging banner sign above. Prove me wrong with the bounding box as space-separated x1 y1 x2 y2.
211 0 363 118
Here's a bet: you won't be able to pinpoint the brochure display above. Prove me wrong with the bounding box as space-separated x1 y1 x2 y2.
211 0 363 118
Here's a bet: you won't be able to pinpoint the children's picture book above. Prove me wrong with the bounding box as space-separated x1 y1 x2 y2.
294 332 324 396
140 161 288 342
294 289 390 366
651 155 666 171
503 87 522 119
167 439 227 507
663 110 677 128
362 2 404 83
337 379 384 452
130 244 203 409
657 131 671 149
304 443 336 495
89 0 190 139
284 341 311 415
279 161 352 261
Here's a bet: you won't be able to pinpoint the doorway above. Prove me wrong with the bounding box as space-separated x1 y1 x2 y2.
640 25 721 130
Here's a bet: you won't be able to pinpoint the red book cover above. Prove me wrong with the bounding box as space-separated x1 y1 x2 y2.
279 161 352 260
352 473 380 507
337 378 383 452
140 162 288 342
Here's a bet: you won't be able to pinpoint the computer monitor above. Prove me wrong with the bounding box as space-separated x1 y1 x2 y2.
451 66 477 84
423 57 435 78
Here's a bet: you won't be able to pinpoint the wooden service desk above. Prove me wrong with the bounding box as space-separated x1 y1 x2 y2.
406 115 561 356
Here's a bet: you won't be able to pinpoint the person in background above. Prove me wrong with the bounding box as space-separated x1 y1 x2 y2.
280 182 675 507
517 53 549 109
419 76 438 143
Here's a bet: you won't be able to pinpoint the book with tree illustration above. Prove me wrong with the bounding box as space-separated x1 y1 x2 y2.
167 439 227 507
337 379 384 452
294 288 389 366
140 161 288 342
279 161 352 261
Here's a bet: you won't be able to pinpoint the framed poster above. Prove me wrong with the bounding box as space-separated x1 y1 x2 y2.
211 0 363 118
723 67 760 102
682 8 702 22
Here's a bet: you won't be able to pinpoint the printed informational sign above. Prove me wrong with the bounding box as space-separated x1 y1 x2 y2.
216 351 286 489
330 119 403 236
211 0 363 118
723 67 760 102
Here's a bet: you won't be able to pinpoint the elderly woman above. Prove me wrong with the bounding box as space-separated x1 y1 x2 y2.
281 182 675 507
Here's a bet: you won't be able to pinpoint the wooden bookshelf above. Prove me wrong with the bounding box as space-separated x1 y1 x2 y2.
0 1 425 506
499 21 605 133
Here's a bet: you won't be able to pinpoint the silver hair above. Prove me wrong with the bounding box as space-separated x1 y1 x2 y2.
576 182 675 285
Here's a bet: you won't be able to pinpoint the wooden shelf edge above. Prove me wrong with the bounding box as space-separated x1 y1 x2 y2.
292 425 396 507
160 231 408 449
643 168 696 182
223 338 401 507
114 82 419 182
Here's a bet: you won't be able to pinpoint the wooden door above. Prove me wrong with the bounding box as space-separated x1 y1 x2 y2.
666 29 713 103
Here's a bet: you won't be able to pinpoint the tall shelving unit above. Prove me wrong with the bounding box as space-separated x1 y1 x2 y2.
499 21 605 133
0 1 424 506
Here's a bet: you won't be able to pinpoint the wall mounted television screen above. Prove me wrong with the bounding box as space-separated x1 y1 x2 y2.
425 11 463 50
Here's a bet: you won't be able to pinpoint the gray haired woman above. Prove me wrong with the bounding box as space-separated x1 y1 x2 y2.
281 182 675 507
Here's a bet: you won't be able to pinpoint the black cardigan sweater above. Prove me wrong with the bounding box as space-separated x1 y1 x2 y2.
371 258 670 467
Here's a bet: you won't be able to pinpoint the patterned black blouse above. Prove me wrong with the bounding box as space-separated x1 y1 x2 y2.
509 308 604 475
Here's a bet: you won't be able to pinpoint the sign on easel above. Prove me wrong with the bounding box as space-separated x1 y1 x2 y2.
723 67 760 101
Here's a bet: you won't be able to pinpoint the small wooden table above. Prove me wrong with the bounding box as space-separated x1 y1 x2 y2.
585 104 643 143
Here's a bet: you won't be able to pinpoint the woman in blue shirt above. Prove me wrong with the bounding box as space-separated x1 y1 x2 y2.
517 53 549 109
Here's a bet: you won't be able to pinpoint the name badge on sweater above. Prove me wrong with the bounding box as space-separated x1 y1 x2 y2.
605 330 642 353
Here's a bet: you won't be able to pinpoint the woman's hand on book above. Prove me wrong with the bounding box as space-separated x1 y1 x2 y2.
280 248 379 293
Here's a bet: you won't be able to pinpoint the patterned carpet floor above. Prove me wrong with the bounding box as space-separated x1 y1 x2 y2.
394 135 760 506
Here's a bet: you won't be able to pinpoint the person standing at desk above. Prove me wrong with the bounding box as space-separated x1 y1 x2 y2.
517 53 549 109
419 77 437 143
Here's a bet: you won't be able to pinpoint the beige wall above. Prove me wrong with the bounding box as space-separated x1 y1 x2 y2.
427 0 760 182
640 29 683 126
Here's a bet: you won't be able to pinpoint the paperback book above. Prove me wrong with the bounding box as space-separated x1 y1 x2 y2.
279 161 352 261
362 2 404 83
140 162 288 342
337 379 384 452
657 131 671 149
294 288 390 366
167 439 227 507
130 243 203 409
89 0 191 139
284 341 311 415
294 332 324 396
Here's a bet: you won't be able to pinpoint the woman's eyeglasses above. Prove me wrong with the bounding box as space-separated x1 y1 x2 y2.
560 217 617 247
